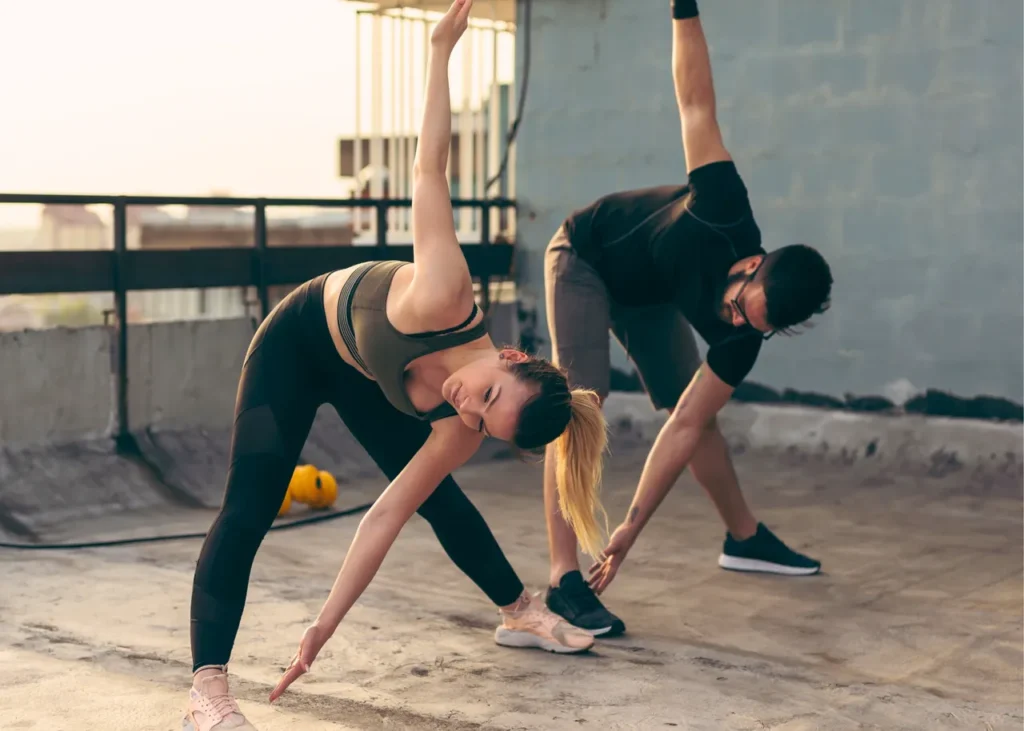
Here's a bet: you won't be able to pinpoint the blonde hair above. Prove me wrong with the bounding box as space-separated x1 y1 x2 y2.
553 389 610 558
508 356 611 557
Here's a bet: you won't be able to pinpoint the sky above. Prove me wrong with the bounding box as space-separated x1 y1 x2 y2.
0 0 514 226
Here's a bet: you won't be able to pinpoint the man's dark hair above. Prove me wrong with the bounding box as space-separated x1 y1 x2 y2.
758 244 833 333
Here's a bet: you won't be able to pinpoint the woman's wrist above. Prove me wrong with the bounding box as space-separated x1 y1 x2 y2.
429 38 456 57
312 614 340 636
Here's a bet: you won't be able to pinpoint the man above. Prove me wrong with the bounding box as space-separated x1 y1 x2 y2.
540 0 834 637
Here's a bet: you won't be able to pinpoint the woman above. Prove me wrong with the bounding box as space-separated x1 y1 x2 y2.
182 2 608 729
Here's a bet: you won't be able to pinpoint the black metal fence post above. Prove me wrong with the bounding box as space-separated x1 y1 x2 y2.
375 202 389 254
254 201 269 321
112 198 129 443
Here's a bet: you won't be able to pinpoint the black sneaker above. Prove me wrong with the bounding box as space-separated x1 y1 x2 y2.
718 523 821 576
545 570 626 637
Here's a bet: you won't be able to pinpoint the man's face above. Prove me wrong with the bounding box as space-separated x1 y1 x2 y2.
720 258 773 334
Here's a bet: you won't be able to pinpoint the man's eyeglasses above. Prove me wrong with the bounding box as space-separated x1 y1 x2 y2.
731 258 777 341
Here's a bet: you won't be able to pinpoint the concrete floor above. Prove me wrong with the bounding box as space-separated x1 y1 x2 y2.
0 444 1021 730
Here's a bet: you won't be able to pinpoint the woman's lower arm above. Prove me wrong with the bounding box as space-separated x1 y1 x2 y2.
413 45 453 176
313 509 406 634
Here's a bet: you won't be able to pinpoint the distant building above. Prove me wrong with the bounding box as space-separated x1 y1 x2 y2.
131 205 357 322
39 204 108 250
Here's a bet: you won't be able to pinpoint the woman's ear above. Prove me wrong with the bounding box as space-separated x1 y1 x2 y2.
499 348 530 364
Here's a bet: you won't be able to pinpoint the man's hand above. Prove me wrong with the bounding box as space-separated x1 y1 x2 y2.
587 522 637 594
269 623 332 703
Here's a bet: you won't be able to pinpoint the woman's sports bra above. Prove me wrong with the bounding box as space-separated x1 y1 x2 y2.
336 260 487 421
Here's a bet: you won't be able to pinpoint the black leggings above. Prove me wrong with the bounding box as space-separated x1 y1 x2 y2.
190 274 525 671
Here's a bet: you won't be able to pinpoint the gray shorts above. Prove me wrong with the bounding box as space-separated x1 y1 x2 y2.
544 225 701 411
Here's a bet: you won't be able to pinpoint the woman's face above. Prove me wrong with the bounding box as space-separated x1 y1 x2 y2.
442 349 537 441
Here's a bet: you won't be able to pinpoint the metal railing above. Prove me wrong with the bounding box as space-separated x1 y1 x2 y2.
0 193 517 442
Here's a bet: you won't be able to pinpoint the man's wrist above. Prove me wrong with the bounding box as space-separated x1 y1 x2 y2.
623 506 644 537
671 0 699 20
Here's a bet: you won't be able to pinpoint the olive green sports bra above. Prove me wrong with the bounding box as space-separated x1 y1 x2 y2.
336 260 487 422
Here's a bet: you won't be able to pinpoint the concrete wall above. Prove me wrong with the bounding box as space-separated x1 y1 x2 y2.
0 327 115 446
513 0 1024 402
126 318 255 432
0 321 252 446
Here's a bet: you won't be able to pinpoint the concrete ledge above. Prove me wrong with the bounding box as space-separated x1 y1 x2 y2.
4 391 1020 545
604 393 1024 480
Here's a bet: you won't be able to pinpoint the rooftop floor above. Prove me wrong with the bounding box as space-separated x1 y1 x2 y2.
1 444 1021 730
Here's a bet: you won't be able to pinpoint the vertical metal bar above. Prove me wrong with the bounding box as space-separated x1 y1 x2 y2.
488 21 501 235
370 11 384 206
479 201 491 316
376 202 388 253
474 25 486 232
254 201 268 320
390 12 400 230
112 198 129 442
506 26 517 237
354 11 364 232
396 11 407 233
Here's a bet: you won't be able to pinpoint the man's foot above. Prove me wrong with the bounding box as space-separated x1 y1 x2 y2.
718 523 821 576
545 570 626 637
183 668 257 731
494 592 595 654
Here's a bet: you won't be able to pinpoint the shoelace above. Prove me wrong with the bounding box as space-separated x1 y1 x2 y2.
207 691 241 718
502 601 561 632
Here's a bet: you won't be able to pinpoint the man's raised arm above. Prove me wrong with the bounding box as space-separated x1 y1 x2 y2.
671 0 731 173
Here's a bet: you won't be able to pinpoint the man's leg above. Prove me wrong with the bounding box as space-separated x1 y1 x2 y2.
616 306 821 576
541 225 626 636
691 420 821 574
688 421 757 539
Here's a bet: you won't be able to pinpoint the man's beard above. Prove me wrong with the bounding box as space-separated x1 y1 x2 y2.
715 270 750 323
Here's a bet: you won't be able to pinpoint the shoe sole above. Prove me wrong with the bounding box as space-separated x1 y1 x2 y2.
183 711 258 731
718 554 820 576
583 622 628 638
494 627 593 654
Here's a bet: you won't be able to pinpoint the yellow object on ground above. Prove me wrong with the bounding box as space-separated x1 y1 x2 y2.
288 464 338 510
308 470 338 509
289 464 320 504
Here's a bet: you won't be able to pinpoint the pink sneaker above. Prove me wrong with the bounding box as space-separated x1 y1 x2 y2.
182 668 258 731
494 592 594 654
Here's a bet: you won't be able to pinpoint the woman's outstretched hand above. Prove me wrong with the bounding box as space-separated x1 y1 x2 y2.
430 0 473 53
268 623 332 703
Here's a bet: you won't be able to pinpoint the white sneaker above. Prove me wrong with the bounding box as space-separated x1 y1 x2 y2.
182 667 258 731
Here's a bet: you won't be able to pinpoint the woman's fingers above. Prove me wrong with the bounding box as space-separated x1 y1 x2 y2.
268 662 305 703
